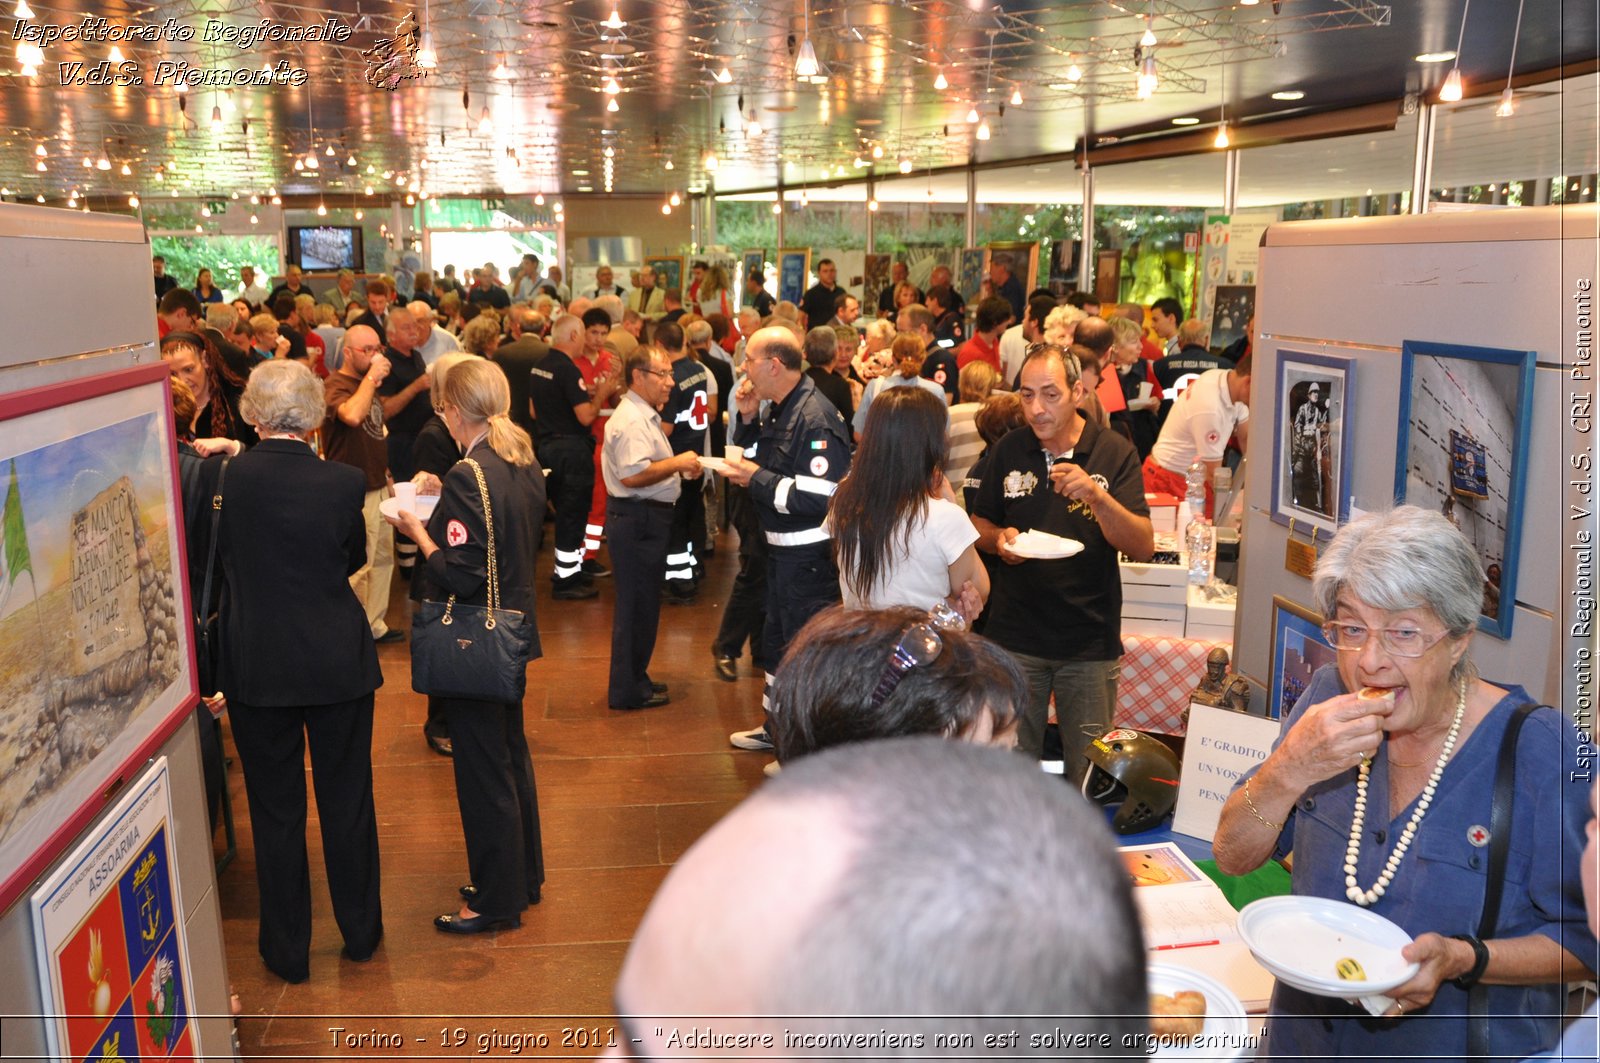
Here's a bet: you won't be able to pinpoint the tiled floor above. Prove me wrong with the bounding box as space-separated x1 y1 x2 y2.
217 532 767 1058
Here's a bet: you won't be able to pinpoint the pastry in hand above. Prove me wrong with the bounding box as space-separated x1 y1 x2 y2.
1149 990 1206 1037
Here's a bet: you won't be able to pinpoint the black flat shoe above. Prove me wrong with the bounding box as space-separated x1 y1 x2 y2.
610 692 669 711
651 681 668 694
714 656 738 682
434 911 521 935
427 734 453 757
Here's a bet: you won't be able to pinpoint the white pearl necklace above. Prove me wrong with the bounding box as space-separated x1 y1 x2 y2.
1344 678 1467 907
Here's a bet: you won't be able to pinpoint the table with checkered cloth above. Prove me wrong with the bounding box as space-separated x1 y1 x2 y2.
1115 633 1233 735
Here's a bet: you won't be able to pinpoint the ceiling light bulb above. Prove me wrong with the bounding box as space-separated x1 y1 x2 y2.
200 206 211 217
899 158 913 174
604 7 626 29
492 54 511 80
222 89 236 113
306 153 319 169
96 154 111 171
1240 0 1258 5
355 209 364 220
966 106 980 123
715 64 733 84
1140 19 1157 48
704 150 718 171
270 195 281 205
14 0 33 18
268 186 278 197
669 191 681 206
1438 67 1463 102
19 62 36 77
553 201 563 213
770 201 782 215
662 203 672 215
405 193 416 205
1494 86 1515 117
478 106 493 134
1010 87 1023 106
294 157 304 171
316 201 328 216
128 195 139 208
800 192 810 207
853 155 866 168
747 117 763 137
664 159 674 171
210 105 223 133
1137 55 1158 99
33 143 44 157
795 37 820 79
976 118 991 140
366 164 376 174
364 185 374 195
154 169 163 182
120 162 131 176
603 75 620 95
34 159 45 172
416 30 437 69
1067 63 1083 84
871 144 883 159
325 143 335 156
82 156 91 168
868 198 879 212
534 191 545 205
606 97 619 112
1214 125 1231 149
35 194 44 203
604 145 615 158
934 69 948 91
67 196 76 207
347 154 357 166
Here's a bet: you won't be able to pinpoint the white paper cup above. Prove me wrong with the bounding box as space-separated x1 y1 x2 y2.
1138 380 1153 401
393 481 418 513
725 445 744 463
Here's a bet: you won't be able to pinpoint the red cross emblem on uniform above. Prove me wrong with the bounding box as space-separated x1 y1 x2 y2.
688 391 710 432
446 519 468 547
1467 825 1490 847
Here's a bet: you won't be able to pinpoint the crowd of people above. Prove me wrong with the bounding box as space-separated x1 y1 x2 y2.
160 249 1593 1058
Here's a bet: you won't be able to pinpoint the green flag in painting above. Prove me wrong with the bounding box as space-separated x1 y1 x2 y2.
2 458 30 583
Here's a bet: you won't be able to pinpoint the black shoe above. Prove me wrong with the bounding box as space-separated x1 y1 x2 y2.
341 932 382 963
714 655 738 682
610 692 670 711
663 587 698 606
651 681 669 694
552 580 598 600
582 559 611 578
434 911 521 935
374 629 406 644
426 734 453 757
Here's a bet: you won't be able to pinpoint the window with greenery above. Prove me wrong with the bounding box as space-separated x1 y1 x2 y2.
714 199 777 253
149 235 282 291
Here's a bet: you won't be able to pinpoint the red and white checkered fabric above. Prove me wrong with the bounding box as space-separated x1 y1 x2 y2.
1115 634 1232 736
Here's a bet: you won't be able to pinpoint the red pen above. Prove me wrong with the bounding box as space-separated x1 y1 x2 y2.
1153 940 1221 951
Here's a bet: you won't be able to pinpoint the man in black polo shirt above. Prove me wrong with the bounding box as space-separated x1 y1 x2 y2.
799 258 840 330
971 344 1154 774
531 315 618 599
1152 319 1232 426
376 311 434 576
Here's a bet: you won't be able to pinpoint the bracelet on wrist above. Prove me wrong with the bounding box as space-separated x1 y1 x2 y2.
1242 777 1284 832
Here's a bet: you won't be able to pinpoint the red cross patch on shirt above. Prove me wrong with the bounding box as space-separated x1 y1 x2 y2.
1467 825 1490 847
446 519 468 547
688 391 710 432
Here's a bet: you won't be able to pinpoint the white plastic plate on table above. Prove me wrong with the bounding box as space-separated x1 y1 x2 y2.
1236 896 1418 997
379 494 439 522
1007 529 1085 559
1146 963 1251 1060
700 456 734 475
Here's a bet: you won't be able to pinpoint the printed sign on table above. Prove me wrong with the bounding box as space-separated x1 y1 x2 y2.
31 758 201 1062
1172 703 1280 842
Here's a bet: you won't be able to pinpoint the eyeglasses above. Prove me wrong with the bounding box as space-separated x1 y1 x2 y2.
346 343 381 355
868 622 944 710
1319 622 1450 659
640 368 673 379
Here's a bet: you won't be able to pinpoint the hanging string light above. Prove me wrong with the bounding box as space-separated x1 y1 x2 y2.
1439 0 1470 102
1495 0 1525 116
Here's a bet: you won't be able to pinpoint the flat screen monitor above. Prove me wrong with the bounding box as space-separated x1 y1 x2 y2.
286 225 363 271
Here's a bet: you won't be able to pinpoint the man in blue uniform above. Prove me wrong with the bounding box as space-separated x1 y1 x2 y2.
657 322 712 604
718 327 852 759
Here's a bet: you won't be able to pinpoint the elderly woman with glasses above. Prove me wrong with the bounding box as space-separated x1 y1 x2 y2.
1214 506 1593 1060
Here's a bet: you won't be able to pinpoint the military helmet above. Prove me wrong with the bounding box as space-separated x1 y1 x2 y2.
1080 728 1182 834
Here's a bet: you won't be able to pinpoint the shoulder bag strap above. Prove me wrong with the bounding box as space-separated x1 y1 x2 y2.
1467 701 1540 1058
462 458 500 620
200 456 229 625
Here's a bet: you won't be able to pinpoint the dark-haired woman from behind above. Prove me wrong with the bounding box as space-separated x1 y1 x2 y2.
829 385 987 623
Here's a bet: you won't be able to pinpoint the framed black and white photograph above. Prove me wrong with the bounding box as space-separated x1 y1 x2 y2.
1395 340 1535 639
1270 350 1353 541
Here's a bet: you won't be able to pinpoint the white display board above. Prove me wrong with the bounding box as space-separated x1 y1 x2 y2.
30 758 204 1061
1173 703 1280 842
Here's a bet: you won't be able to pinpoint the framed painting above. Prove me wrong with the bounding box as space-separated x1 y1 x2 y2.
1270 350 1354 542
861 253 891 319
0 363 198 913
644 255 683 294
1395 340 1536 639
741 249 767 294
957 248 986 303
1268 596 1333 721
777 247 811 305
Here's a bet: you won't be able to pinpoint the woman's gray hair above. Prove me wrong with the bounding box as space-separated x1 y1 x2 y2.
1312 506 1484 681
239 359 325 435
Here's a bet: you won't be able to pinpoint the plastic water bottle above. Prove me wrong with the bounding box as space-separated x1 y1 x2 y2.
1184 461 1213 586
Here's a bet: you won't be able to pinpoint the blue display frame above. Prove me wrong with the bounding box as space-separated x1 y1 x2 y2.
1394 339 1536 640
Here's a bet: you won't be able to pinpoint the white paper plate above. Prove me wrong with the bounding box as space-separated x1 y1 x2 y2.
1237 896 1418 997
1007 530 1085 559
379 495 439 522
1145 963 1252 1060
700 456 733 474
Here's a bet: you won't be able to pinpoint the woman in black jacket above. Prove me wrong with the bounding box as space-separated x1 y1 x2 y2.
386 358 548 934
217 359 383 982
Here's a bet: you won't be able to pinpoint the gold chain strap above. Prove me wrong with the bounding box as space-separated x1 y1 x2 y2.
440 457 501 631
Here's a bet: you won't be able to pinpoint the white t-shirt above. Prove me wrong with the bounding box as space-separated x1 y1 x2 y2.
838 497 978 611
945 402 985 495
998 323 1028 386
1149 367 1248 473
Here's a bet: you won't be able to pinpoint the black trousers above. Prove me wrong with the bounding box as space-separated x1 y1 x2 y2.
665 475 705 585
230 693 383 982
540 436 595 583
607 497 673 706
442 696 544 919
713 484 769 667
763 540 841 677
